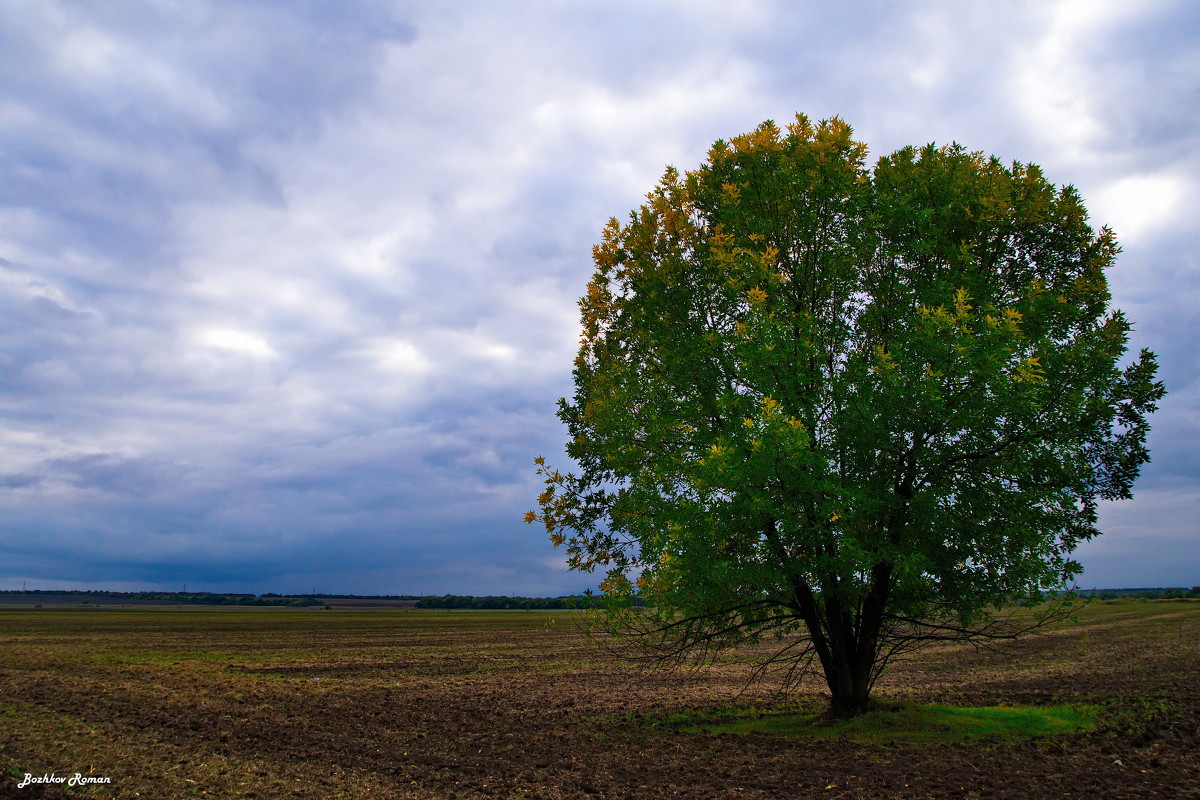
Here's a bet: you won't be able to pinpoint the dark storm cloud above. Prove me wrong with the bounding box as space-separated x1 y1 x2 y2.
1 0 1196 594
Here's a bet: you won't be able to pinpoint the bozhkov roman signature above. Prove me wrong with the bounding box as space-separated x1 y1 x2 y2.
18 772 112 789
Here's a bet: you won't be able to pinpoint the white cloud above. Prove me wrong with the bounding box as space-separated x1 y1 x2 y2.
0 259 87 314
1091 172 1191 243
51 24 232 128
357 337 429 377
195 327 278 360
1010 0 1141 161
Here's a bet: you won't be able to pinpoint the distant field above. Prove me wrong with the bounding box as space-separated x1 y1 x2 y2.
1 601 1198 798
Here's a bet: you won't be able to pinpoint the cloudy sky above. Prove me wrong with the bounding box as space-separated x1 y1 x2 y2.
1 0 1197 596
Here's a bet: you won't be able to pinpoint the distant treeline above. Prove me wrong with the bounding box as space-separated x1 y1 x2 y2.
0 590 598 609
0 590 324 607
7 588 1194 608
1085 587 1200 600
414 590 1200 609
261 593 424 600
415 594 597 610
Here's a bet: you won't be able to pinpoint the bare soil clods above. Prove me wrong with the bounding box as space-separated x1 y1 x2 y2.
1 602 1198 799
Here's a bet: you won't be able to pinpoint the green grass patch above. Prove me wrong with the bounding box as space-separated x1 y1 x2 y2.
671 702 1098 743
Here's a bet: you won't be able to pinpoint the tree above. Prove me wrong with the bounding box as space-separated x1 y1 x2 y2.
528 114 1164 719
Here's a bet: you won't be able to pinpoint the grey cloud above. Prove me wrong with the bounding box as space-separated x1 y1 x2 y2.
0 0 416 271
0 473 42 490
1 1 1196 594
46 453 173 495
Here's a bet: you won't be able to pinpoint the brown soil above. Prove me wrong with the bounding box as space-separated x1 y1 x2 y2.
1 602 1198 799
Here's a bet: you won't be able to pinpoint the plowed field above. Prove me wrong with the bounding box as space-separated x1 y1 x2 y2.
2 601 1198 798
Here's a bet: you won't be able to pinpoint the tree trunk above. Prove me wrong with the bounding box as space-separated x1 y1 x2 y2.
815 564 892 720
823 660 875 719
810 613 877 719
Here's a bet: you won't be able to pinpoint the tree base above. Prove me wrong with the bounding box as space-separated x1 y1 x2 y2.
816 698 879 723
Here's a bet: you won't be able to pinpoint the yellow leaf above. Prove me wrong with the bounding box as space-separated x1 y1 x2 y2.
953 287 972 319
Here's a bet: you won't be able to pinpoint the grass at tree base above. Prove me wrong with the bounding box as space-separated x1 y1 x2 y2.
668 702 1099 743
